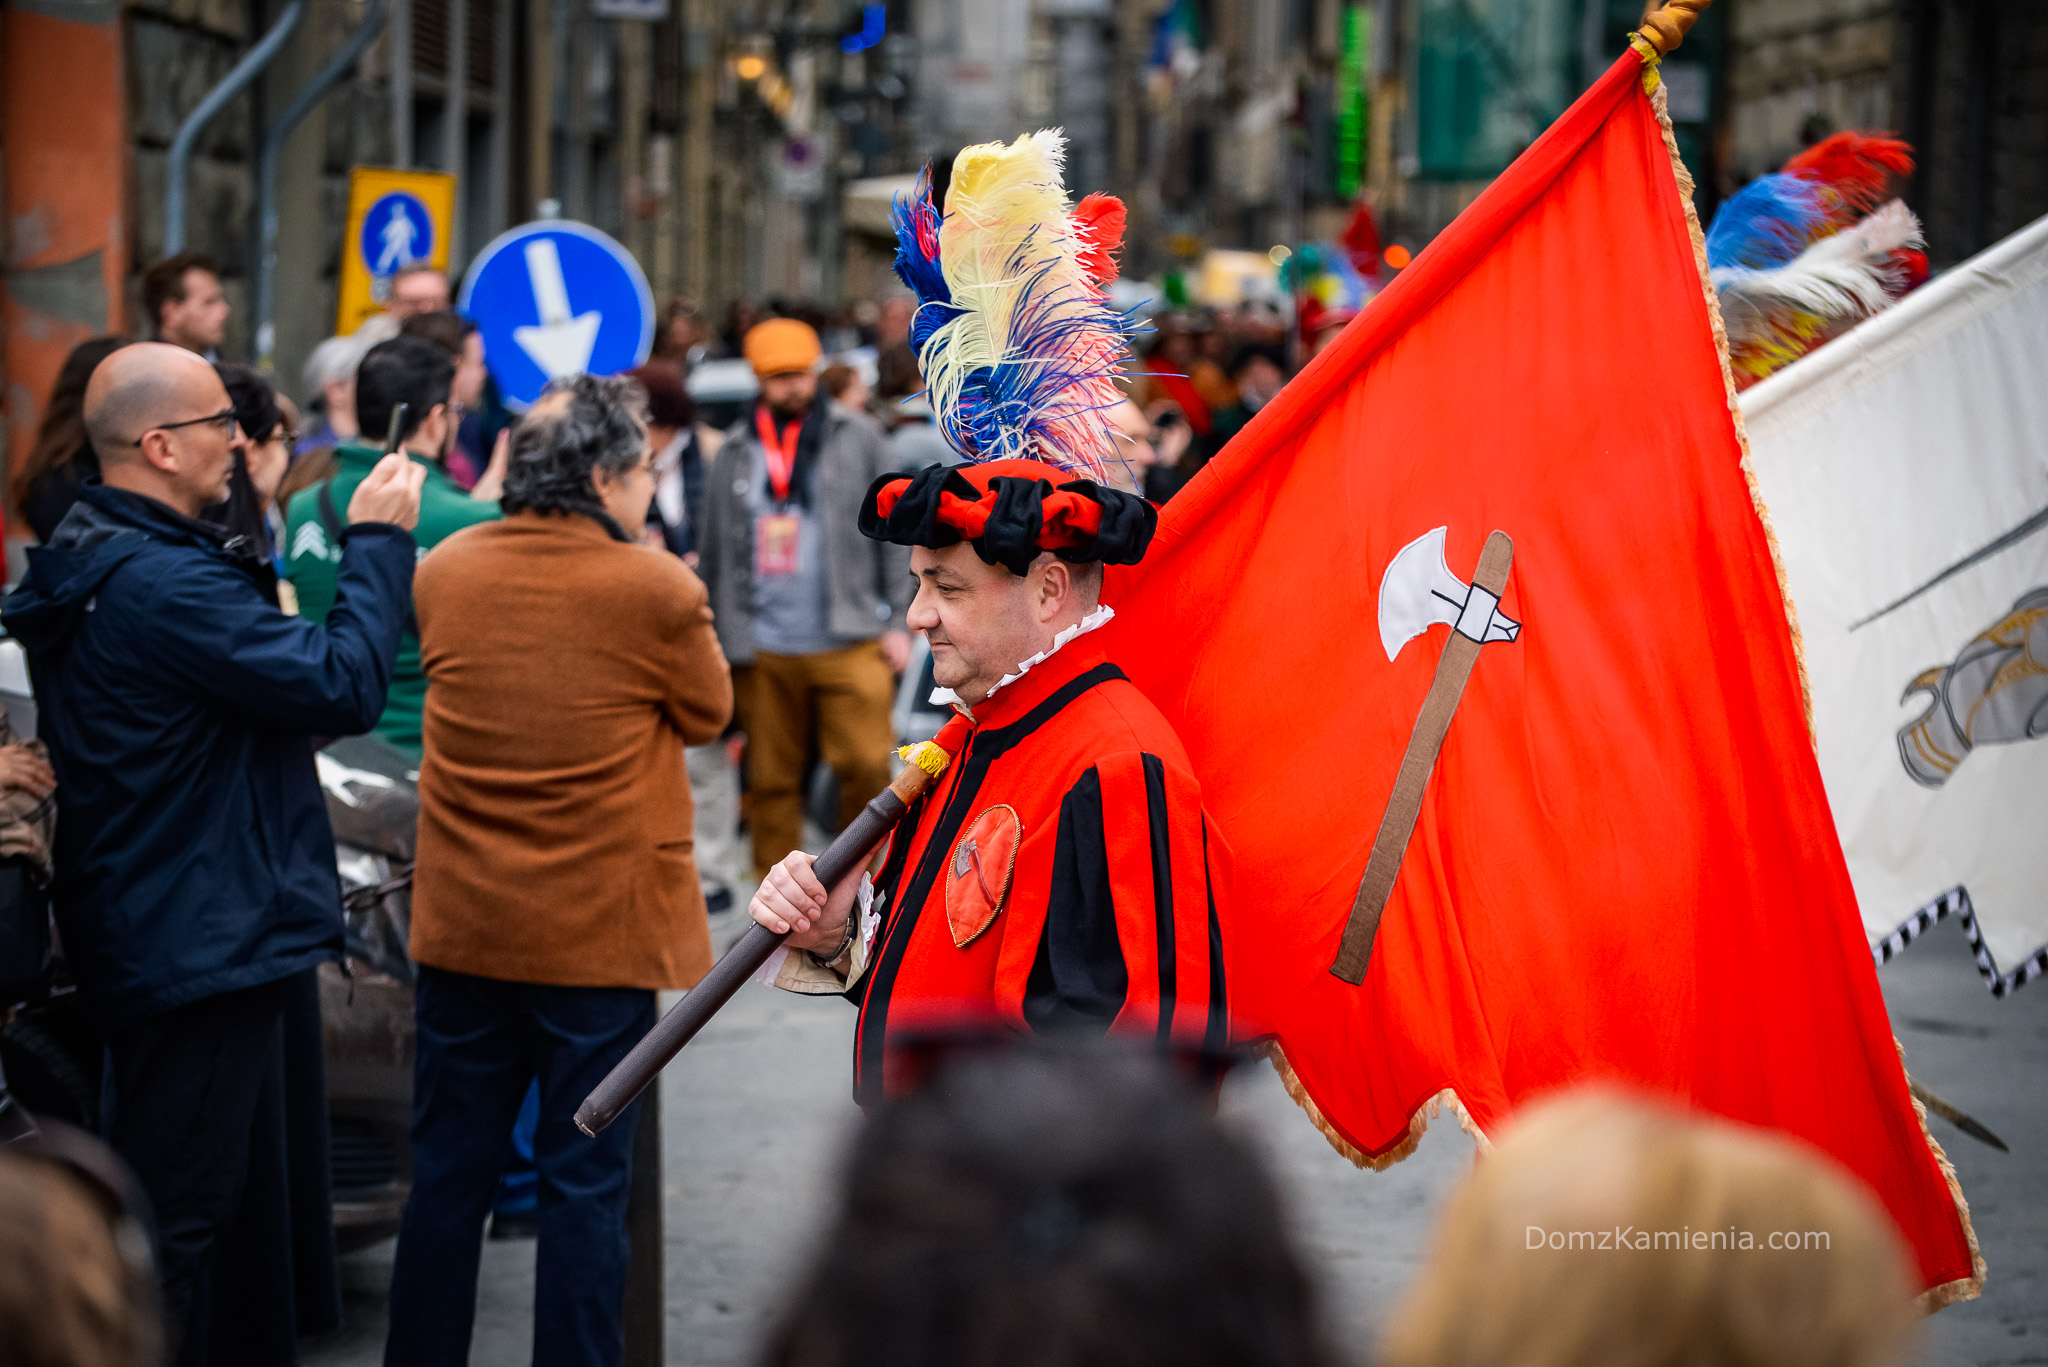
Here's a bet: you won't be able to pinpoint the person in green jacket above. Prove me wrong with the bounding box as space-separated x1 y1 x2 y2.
287 335 500 756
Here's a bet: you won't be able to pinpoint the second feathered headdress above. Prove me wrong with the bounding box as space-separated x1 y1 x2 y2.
1705 132 1926 388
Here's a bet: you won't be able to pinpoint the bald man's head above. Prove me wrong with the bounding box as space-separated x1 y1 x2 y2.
83 343 224 465
83 342 241 517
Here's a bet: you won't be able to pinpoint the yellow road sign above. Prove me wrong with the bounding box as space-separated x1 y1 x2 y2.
336 166 457 334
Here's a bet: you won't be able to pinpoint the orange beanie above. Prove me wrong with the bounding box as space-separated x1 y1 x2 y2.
742 318 822 378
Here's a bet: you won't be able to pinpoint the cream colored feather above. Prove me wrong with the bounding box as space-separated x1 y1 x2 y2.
919 130 1128 471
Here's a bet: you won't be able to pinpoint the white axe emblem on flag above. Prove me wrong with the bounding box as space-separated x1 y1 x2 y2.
1333 523 1522 985
1378 525 1522 662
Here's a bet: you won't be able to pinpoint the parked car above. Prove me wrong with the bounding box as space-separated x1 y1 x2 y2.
315 733 421 1248
806 634 948 835
686 357 760 432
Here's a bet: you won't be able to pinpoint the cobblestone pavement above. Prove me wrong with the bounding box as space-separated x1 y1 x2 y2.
304 912 2044 1367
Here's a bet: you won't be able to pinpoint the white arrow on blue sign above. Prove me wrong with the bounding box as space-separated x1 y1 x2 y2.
458 220 655 410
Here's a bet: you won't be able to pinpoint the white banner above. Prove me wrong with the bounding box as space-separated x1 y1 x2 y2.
1742 213 2048 981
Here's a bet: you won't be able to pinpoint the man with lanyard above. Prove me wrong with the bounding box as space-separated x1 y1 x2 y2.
745 132 1228 1100
697 320 911 882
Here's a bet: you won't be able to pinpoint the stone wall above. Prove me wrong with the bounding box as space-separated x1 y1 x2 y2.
1900 0 2048 264
1724 0 1898 183
126 0 256 353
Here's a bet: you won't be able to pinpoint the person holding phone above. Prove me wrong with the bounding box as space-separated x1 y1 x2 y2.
284 336 503 758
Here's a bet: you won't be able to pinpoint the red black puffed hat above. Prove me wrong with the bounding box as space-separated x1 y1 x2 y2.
858 459 1155 576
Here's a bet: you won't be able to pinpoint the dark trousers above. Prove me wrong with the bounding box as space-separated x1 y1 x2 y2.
384 965 655 1367
108 971 337 1367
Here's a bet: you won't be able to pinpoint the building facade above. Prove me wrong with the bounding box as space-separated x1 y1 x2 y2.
4 0 2044 482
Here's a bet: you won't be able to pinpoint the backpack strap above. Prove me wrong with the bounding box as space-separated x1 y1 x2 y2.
317 477 345 543
317 476 420 638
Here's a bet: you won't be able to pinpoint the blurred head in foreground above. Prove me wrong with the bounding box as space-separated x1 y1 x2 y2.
762 1038 1330 1367
1380 1088 1917 1367
0 1128 159 1367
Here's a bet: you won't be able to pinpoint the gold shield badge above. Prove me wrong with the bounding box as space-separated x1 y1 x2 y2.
945 805 1021 947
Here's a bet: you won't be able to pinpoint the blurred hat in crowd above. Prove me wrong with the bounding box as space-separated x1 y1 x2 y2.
743 318 822 378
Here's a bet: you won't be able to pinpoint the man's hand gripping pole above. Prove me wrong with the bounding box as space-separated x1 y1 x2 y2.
574 736 957 1136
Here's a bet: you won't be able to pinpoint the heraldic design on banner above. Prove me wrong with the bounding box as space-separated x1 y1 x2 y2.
1743 210 2048 999
1102 0 1983 1311
1897 587 2048 789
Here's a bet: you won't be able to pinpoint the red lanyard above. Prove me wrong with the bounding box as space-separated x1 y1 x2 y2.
755 408 801 504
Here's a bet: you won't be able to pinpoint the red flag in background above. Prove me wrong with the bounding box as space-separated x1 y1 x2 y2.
1102 49 1980 1306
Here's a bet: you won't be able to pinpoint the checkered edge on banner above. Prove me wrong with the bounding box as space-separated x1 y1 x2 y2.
1874 887 2048 998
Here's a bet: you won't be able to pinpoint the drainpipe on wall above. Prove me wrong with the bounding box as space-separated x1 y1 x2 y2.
164 0 306 256
254 0 389 370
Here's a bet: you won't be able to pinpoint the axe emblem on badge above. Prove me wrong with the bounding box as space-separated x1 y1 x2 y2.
954 835 997 905
1332 526 1522 985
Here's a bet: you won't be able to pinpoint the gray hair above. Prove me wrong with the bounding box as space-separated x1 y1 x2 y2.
501 372 649 519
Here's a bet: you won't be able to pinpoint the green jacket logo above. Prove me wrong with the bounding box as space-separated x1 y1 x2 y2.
290 521 342 564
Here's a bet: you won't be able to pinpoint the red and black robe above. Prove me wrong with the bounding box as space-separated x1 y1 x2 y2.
842 636 1228 1103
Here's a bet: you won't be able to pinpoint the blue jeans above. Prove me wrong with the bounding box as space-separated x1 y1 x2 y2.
494 1081 541 1219
384 966 655 1367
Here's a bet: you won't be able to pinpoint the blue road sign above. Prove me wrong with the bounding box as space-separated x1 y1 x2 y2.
458 220 655 410
360 191 435 281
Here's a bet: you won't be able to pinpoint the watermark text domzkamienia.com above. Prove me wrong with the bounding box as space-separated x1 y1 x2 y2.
1525 1226 1833 1252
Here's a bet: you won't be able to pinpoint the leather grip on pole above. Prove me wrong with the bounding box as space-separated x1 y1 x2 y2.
575 750 949 1136
1331 531 1514 985
1635 0 1710 56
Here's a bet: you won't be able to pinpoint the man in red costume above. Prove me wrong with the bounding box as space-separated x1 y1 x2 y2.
749 458 1227 1102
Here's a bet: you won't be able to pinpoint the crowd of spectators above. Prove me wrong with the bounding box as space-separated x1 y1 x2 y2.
0 257 1924 1367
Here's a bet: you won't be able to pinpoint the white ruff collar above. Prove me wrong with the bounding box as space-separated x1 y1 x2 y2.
929 605 1116 713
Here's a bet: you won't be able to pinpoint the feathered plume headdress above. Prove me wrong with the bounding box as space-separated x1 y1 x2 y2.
1707 132 1926 388
857 131 1157 575
889 130 1140 477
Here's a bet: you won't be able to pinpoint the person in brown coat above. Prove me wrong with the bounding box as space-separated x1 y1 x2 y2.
387 372 732 1367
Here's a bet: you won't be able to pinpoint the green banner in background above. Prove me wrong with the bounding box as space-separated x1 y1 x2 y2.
1417 0 1576 181
1335 4 1372 200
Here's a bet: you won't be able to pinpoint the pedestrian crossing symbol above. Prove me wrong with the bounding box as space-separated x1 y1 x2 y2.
335 166 457 335
363 193 434 284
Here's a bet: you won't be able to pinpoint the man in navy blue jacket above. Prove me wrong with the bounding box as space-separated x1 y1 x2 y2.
3 342 423 1365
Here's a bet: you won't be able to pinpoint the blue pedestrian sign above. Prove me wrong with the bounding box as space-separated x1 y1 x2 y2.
361 191 435 282
458 221 655 410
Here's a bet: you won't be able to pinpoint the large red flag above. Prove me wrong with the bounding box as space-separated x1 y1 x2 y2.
1103 49 1980 1305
